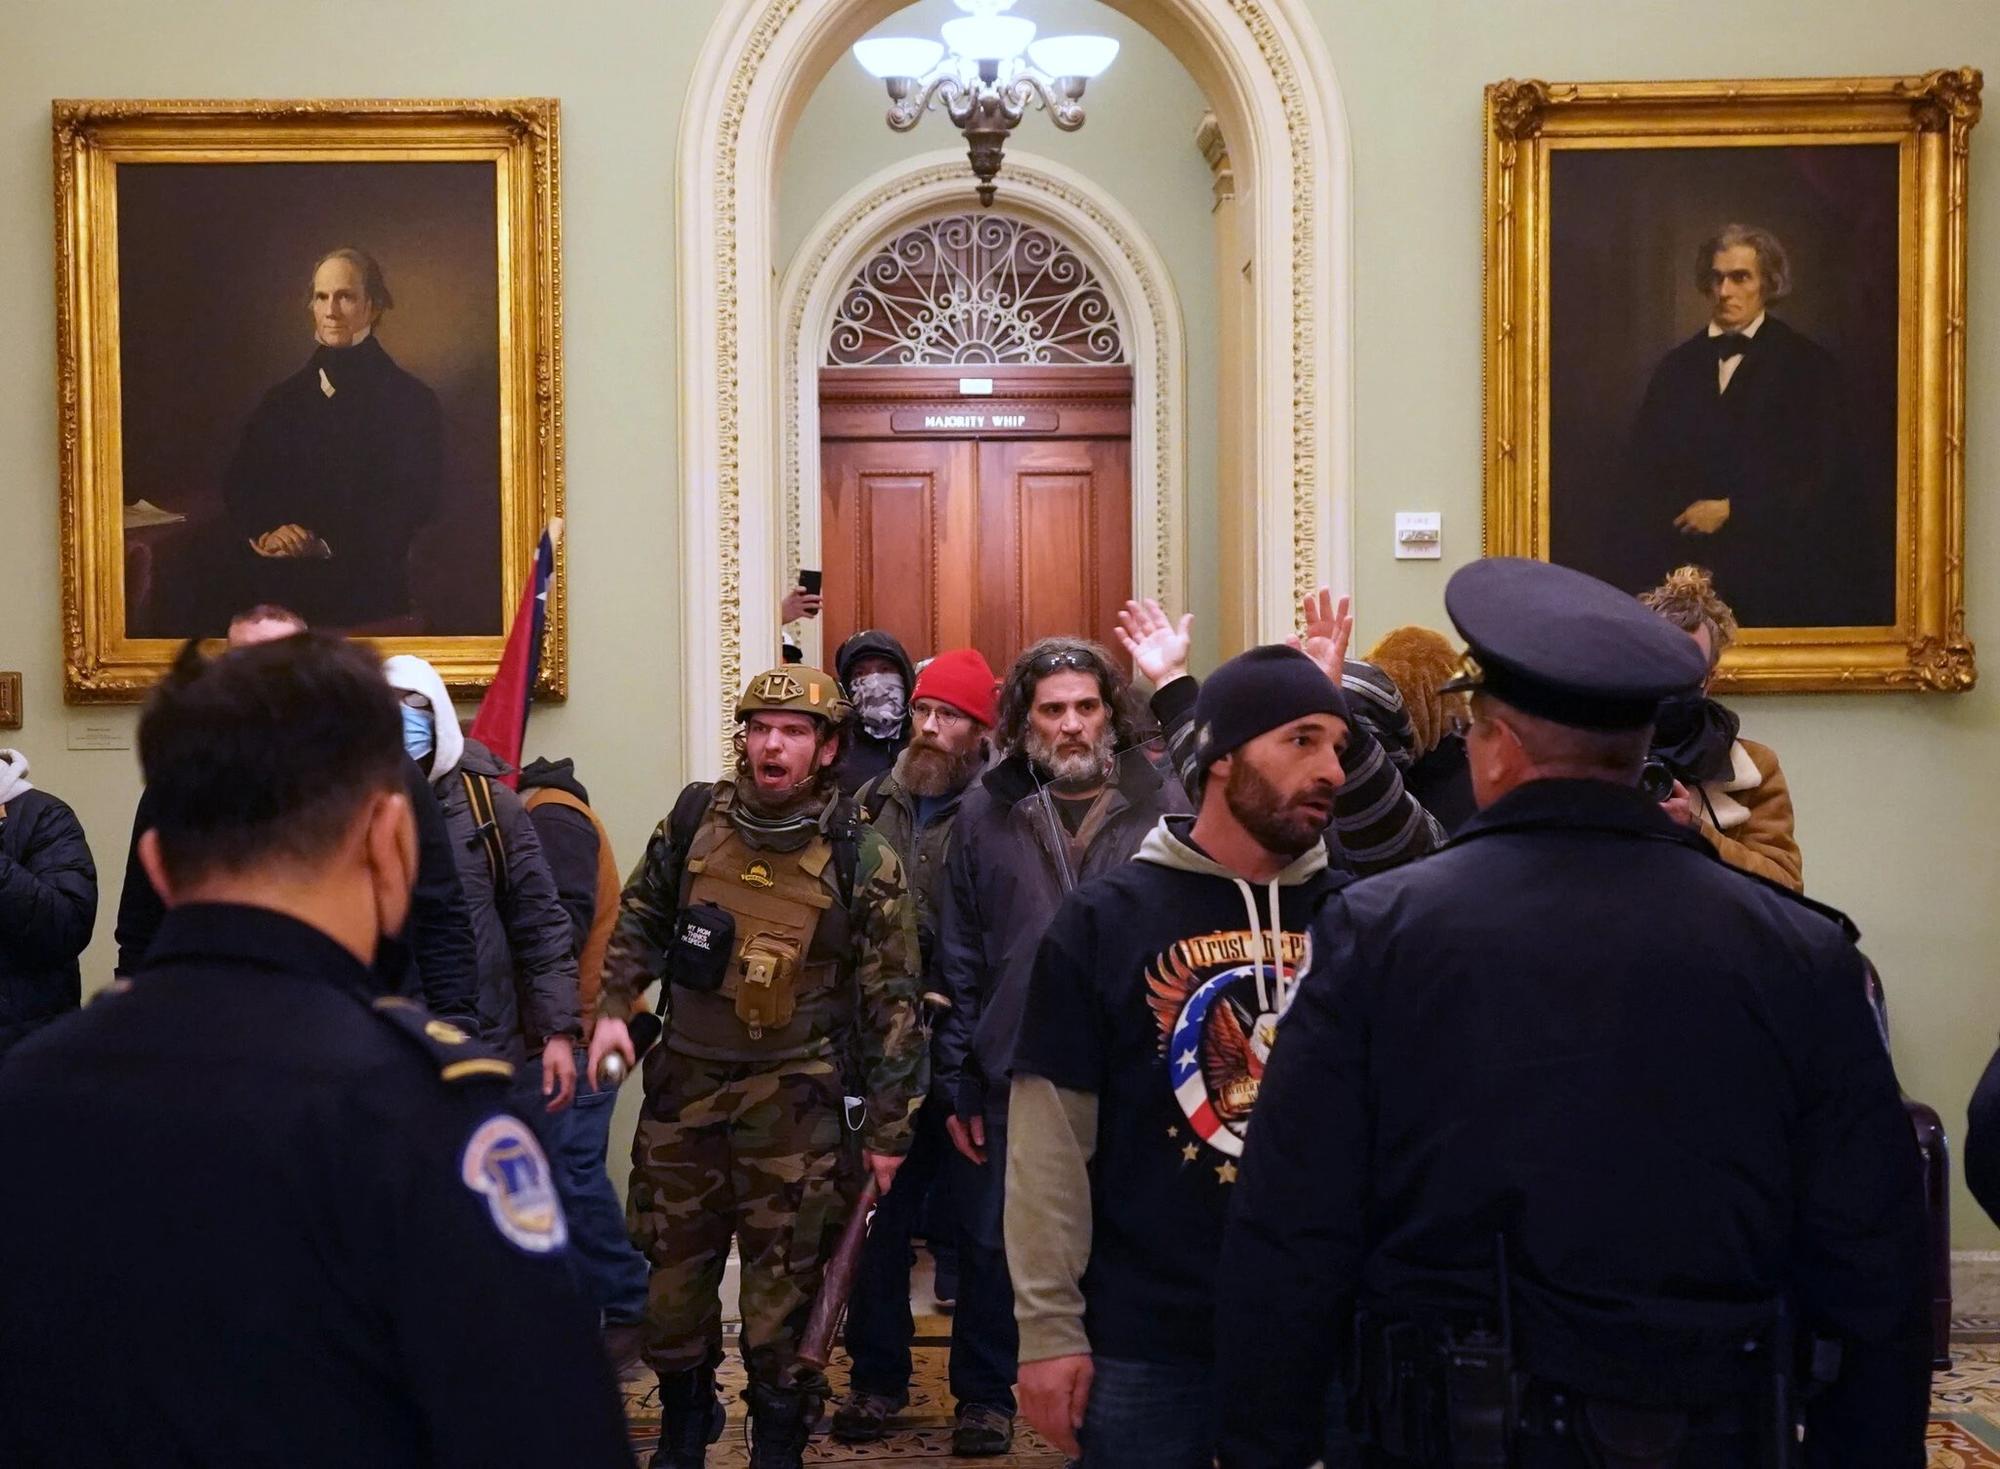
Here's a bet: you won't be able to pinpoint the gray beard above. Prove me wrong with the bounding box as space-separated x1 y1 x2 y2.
894 739 984 799
1024 725 1115 790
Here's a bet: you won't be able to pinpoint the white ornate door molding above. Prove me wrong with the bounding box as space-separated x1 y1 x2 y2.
781 149 1185 671
676 0 1353 766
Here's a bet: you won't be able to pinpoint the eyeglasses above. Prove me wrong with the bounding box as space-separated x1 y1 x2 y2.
911 699 973 730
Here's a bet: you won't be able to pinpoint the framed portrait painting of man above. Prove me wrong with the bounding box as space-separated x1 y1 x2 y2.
1484 70 1980 692
54 98 565 700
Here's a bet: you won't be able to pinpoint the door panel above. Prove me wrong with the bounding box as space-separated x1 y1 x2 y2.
820 438 973 661
976 438 1132 672
819 428 1130 676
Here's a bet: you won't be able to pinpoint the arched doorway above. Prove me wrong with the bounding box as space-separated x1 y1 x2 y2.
675 0 1353 764
781 148 1187 673
816 209 1133 675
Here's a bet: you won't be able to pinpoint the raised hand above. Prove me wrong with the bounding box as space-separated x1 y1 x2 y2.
1285 587 1353 685
1114 597 1193 687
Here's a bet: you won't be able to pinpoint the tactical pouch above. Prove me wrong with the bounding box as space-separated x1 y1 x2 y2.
734 932 802 1038
670 903 736 993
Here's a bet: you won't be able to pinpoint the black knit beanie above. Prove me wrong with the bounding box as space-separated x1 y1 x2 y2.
1191 645 1352 778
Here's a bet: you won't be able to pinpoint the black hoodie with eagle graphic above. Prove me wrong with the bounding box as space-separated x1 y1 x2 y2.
1007 814 1351 1366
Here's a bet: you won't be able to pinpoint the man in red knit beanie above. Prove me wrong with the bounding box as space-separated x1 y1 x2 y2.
833 646 1009 1453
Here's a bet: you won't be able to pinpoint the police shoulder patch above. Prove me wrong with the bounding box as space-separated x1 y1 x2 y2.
371 996 515 1085
460 1114 569 1255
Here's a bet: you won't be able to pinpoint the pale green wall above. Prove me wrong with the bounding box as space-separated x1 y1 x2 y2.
1309 0 2000 1248
3 0 1998 1244
779 0 1223 664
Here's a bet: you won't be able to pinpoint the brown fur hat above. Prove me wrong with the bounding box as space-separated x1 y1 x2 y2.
1365 625 1467 756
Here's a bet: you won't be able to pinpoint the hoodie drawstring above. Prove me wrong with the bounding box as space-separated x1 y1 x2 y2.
1230 876 1288 1016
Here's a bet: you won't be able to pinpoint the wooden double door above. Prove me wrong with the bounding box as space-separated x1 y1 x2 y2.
819 366 1133 674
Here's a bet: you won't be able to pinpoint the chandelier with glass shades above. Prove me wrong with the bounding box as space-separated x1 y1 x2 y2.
852 0 1119 206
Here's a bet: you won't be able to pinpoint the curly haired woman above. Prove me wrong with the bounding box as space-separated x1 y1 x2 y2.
1639 566 1804 891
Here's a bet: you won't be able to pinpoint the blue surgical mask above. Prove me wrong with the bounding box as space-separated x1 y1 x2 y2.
400 705 435 762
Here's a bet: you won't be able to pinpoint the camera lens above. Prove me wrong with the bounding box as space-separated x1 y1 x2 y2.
1638 757 1676 804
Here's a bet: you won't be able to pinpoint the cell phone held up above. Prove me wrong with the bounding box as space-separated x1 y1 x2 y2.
798 568 822 596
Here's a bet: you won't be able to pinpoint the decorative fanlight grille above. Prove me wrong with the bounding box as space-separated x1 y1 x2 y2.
827 212 1124 367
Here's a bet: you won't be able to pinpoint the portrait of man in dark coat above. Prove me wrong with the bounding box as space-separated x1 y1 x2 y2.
221 247 444 629
1622 224 1878 628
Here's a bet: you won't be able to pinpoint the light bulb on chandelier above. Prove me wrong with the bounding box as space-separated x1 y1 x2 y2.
851 0 1118 206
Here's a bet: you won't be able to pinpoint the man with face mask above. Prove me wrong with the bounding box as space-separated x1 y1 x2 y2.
0 633 632 1465
383 654 580 1120
833 630 918 795
111 605 481 1031
588 667 925 1469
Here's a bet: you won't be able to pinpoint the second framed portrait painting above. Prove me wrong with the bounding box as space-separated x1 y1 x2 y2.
1484 70 1980 692
55 97 565 700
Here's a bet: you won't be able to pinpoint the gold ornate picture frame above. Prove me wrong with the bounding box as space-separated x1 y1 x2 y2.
54 98 565 701
1484 71 1979 692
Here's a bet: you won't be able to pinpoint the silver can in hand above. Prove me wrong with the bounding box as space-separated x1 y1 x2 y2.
595 1051 627 1090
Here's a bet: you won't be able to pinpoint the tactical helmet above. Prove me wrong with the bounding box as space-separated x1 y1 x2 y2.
736 666 851 727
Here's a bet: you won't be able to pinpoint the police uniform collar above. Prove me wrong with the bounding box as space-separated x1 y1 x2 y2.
1442 558 1708 731
142 902 378 997
1452 777 1704 849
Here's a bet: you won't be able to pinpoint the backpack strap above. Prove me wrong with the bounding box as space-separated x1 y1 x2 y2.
666 781 721 908
853 775 893 829
462 771 509 903
827 796 863 906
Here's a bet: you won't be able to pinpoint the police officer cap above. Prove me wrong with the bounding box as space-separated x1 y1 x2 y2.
1443 558 1708 730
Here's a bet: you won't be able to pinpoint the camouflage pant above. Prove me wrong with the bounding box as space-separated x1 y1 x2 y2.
628 1050 858 1391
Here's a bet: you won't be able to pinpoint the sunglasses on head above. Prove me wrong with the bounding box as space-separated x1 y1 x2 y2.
1029 648 1097 675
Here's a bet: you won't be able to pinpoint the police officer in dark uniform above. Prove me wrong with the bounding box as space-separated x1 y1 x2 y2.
1215 558 1932 1469
0 632 633 1468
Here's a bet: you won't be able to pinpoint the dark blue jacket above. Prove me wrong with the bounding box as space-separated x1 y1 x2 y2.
1217 779 1932 1469
0 904 630 1468
0 787 97 1059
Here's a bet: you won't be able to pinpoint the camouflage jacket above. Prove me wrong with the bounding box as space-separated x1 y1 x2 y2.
599 779 927 1153
853 766 973 982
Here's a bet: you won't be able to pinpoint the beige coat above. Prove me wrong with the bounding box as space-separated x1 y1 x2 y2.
1697 738 1803 892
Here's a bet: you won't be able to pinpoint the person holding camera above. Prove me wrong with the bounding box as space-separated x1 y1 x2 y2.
1639 565 1803 892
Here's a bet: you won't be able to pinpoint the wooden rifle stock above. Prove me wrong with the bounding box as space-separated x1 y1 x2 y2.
797 1176 881 1369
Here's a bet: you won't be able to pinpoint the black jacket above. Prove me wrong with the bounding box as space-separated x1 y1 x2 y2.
935 750 1189 1116
1216 779 1932 1468
434 740 580 1061
833 629 917 796
223 335 442 626
0 904 631 1468
1622 315 1876 627
0 789 98 1059
113 760 480 1028
1964 1044 2000 1229
518 756 600 954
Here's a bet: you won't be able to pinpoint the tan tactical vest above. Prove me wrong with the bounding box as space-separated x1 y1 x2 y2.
670 786 854 1059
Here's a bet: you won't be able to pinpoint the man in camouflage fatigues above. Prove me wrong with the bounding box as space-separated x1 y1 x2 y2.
589 667 925 1469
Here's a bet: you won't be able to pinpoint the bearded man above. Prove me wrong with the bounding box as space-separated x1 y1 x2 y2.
929 638 1191 1456
1005 645 1356 1469
831 648 1005 1451
589 667 925 1469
